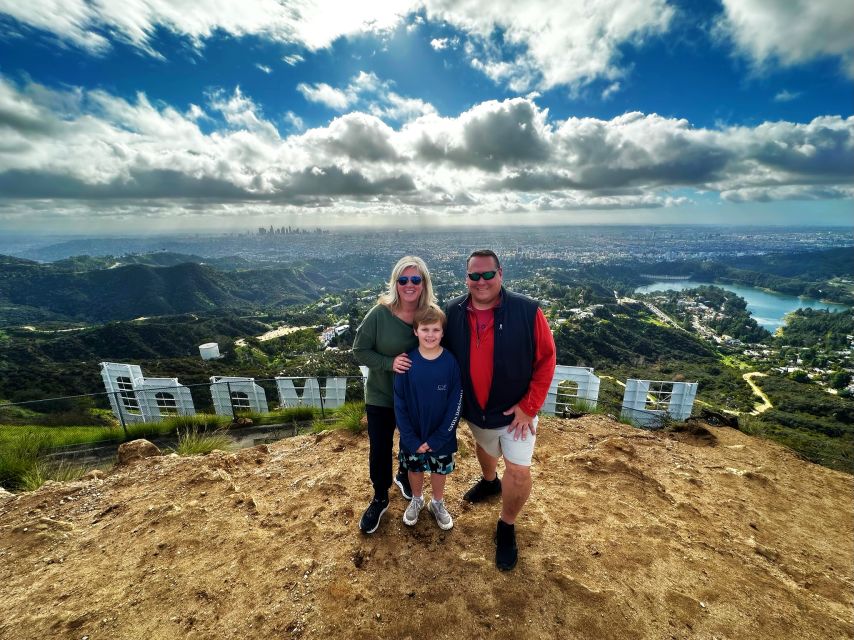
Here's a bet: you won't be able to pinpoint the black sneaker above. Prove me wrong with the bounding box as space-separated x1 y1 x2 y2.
359 498 389 534
463 476 502 503
394 471 413 501
495 519 518 571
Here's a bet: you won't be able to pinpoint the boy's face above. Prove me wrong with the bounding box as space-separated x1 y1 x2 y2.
415 321 443 349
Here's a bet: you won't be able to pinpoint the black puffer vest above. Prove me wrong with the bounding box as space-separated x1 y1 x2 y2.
443 288 539 428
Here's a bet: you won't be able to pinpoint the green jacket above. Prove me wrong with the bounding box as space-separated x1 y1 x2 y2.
353 304 418 407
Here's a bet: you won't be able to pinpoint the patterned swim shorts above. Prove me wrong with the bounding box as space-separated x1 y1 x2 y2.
397 451 455 475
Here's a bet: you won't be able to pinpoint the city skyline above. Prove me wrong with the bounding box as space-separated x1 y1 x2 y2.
1 0 852 233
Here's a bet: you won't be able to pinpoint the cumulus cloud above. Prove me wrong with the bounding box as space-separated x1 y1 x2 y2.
297 82 352 110
256 64 272 74
0 76 851 224
411 98 551 171
717 0 854 77
422 0 674 91
299 113 399 162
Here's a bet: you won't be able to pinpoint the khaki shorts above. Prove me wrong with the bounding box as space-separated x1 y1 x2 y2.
467 416 538 466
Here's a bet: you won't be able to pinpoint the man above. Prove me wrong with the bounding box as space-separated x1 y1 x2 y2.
443 249 556 570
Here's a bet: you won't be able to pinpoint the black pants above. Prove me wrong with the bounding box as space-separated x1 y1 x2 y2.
366 404 404 501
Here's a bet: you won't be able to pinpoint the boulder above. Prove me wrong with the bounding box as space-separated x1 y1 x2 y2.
117 439 161 466
697 408 739 428
0 486 13 500
82 469 105 481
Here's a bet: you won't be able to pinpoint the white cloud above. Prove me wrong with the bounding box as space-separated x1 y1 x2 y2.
717 0 854 77
371 93 436 121
298 71 436 121
601 82 622 100
297 82 352 110
773 90 801 103
283 111 305 131
0 76 851 225
0 0 418 54
422 0 674 91
282 53 305 66
8 0 851 95
256 64 272 74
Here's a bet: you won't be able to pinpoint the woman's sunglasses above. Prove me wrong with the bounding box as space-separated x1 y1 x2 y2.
397 275 423 285
467 271 497 281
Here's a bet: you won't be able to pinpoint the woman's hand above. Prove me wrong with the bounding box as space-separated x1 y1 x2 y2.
392 353 412 373
416 443 431 454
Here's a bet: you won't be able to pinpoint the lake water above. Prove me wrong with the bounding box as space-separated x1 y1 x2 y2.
634 281 850 332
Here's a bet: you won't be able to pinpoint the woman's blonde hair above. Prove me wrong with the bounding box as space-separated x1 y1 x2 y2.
378 255 437 311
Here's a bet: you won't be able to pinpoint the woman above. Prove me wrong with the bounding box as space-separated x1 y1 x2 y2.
353 255 437 534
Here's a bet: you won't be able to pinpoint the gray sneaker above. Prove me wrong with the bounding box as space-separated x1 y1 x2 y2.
428 499 453 530
403 497 424 526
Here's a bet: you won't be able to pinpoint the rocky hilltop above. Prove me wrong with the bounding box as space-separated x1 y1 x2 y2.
0 416 851 640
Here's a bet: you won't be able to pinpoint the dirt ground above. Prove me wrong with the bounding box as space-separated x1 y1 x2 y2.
0 415 851 640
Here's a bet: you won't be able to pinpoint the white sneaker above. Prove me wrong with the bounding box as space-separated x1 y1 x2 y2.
403 497 424 526
428 499 453 530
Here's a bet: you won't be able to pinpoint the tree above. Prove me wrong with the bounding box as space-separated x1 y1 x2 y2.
829 371 852 390
788 370 810 383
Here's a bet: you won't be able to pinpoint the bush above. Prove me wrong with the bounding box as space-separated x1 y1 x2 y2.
311 402 365 434
0 430 89 490
20 460 88 491
161 413 230 433
172 427 233 456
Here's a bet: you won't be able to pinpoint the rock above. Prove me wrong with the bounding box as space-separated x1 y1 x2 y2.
232 417 253 427
235 444 270 465
0 486 13 500
697 408 739 428
117 439 161 466
82 470 105 481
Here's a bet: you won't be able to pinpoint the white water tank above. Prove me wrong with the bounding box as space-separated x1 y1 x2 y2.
199 342 221 360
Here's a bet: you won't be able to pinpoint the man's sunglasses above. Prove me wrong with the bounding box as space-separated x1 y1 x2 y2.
467 271 498 281
397 275 423 285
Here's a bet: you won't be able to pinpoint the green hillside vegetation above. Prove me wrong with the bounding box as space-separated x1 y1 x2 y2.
0 258 378 324
0 314 270 403
552 305 756 412
775 308 854 350
743 374 853 473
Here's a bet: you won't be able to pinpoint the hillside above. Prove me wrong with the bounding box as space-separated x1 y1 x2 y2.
0 259 369 324
0 416 850 639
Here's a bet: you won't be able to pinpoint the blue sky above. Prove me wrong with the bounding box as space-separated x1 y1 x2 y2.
0 0 851 233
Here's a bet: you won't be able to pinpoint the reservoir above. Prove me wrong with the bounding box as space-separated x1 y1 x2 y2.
634 281 850 332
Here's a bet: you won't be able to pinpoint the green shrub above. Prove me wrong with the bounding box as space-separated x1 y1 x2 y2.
310 402 365 434
20 460 88 491
172 427 233 456
161 413 230 433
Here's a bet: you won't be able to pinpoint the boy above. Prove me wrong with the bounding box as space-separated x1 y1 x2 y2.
393 305 463 530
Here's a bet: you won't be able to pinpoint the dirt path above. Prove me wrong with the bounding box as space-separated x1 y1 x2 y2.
743 372 773 415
